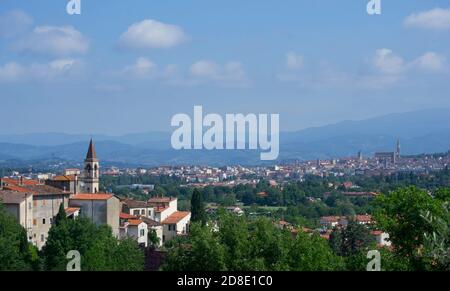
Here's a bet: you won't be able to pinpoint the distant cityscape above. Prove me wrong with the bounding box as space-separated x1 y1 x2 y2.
7 139 449 189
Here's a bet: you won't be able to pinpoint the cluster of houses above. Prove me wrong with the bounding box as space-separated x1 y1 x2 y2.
0 140 191 250
275 214 391 248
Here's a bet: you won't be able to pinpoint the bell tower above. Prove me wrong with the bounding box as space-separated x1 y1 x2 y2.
83 139 99 193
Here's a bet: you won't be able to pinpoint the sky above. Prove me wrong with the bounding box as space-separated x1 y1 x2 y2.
0 0 449 135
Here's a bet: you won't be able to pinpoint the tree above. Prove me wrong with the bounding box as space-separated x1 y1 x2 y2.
374 186 446 269
0 203 39 271
42 215 144 271
191 188 206 225
148 229 160 247
288 232 344 271
341 220 373 256
329 227 344 256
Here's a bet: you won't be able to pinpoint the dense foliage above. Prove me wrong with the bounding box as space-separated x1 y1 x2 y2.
42 204 145 271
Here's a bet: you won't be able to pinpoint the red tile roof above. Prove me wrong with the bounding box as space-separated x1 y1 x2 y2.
3 184 30 193
65 207 80 215
355 215 372 222
53 175 77 181
162 211 190 224
71 193 113 200
128 219 144 226
120 212 137 219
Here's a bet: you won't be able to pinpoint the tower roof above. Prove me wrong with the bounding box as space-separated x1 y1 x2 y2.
86 139 97 160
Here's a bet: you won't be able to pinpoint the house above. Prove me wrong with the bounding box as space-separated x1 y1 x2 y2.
69 193 121 237
119 215 148 247
140 216 163 247
23 184 71 249
122 198 154 218
0 190 33 240
320 216 347 229
161 211 191 243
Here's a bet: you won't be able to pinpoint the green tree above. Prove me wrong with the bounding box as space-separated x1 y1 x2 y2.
341 220 374 256
374 186 445 269
0 203 38 271
288 232 344 271
191 188 206 225
42 214 144 271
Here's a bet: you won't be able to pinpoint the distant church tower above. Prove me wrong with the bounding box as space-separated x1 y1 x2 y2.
83 139 99 193
396 138 401 160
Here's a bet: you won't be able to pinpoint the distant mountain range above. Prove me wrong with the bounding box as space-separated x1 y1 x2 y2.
1 108 449 166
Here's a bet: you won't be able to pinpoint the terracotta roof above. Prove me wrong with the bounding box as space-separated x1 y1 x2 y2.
162 211 191 224
71 193 113 200
128 219 144 226
65 207 80 216
355 215 373 222
53 175 77 181
3 184 30 193
120 212 137 219
1 178 40 186
86 139 97 160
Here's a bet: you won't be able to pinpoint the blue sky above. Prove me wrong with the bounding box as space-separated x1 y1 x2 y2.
0 0 449 135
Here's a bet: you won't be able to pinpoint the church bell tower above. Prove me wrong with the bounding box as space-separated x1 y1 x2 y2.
83 139 99 193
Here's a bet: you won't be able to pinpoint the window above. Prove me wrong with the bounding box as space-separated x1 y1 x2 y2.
50 218 53 224
40 234 44 242
141 209 145 215
28 202 32 209
140 229 145 237
33 219 37 226
42 218 46 225
133 210 140 216
168 224 176 231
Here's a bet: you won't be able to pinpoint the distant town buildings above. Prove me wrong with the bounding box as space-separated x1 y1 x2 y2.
0 140 191 249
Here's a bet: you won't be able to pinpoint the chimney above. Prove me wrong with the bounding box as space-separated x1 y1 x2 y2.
19 176 24 186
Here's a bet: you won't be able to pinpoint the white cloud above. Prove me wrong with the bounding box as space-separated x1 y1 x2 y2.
410 52 447 72
0 10 33 38
404 8 450 30
189 60 246 85
278 49 448 90
285 52 304 70
123 57 158 78
119 19 187 50
0 59 80 83
372 48 405 75
15 26 89 56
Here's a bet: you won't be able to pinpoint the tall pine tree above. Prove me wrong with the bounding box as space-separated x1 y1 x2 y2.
191 188 206 225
